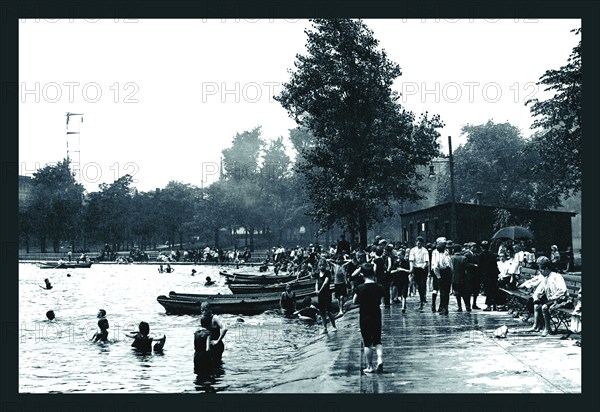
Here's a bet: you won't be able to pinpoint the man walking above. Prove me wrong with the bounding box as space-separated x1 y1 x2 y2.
409 236 429 310
353 263 385 373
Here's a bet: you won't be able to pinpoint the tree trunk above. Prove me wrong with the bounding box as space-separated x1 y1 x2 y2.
40 235 47 253
348 217 356 250
249 226 254 252
214 227 220 249
358 208 368 250
52 237 60 253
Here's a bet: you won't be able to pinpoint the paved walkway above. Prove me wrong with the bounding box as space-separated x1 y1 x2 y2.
263 295 581 393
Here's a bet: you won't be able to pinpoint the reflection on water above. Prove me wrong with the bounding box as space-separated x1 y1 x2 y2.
194 361 227 393
19 263 321 393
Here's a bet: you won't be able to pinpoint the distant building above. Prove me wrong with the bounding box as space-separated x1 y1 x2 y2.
399 202 576 255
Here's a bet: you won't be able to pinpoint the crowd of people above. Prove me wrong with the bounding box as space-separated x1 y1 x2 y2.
274 233 579 373
41 233 577 378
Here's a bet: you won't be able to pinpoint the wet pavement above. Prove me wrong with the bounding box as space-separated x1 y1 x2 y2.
262 295 581 393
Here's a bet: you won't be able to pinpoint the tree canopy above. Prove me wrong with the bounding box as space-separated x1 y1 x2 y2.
525 28 581 199
27 159 84 252
435 120 562 210
276 18 443 248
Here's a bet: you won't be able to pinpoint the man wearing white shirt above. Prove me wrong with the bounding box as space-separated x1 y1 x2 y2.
409 236 429 310
528 256 567 336
429 237 445 312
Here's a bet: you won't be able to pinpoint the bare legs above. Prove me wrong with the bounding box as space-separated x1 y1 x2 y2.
363 344 383 373
528 303 552 335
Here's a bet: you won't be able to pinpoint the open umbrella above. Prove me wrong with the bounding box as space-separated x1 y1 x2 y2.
491 226 534 241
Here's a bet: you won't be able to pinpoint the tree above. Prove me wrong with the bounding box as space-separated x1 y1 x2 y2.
157 181 198 249
275 19 443 248
221 126 264 181
84 175 135 251
28 159 84 252
435 121 562 210
525 28 581 199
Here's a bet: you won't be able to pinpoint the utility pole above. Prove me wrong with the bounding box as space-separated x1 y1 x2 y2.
448 135 457 242
66 112 84 183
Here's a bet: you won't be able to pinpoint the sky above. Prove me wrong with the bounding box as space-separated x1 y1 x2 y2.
19 18 581 192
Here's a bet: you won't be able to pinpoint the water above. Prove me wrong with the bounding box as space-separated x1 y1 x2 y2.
19 263 323 393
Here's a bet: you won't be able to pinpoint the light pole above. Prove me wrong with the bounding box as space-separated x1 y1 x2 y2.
448 135 457 242
428 136 457 241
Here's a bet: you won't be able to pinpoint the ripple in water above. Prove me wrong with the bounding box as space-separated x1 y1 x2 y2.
19 263 321 393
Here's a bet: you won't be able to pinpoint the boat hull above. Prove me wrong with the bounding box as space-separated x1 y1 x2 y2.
157 289 316 315
37 262 93 269
227 277 315 294
219 270 297 284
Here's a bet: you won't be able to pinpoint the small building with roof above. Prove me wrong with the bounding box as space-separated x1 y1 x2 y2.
399 202 576 255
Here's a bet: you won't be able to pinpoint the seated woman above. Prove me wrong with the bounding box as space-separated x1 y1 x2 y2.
127 321 166 352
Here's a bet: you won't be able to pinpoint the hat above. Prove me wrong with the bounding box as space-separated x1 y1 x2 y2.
385 244 394 251
436 237 447 243
375 235 382 240
480 240 489 246
416 236 425 243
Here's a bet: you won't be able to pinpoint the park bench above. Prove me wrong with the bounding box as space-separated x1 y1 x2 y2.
548 272 581 333
500 268 582 333
500 267 538 320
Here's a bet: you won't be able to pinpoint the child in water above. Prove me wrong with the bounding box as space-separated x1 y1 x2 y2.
91 309 109 342
127 321 166 352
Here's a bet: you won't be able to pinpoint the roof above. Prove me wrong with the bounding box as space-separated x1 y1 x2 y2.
400 202 577 218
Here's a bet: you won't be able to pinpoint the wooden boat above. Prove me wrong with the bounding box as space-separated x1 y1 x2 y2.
157 288 316 315
219 270 297 284
227 277 316 294
37 261 93 269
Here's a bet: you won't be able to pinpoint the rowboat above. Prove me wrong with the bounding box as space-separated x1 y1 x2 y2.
227 277 315 294
157 289 317 315
219 270 297 284
37 261 93 269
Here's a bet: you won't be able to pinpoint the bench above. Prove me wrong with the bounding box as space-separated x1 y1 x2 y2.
500 268 582 333
548 273 581 333
499 267 538 320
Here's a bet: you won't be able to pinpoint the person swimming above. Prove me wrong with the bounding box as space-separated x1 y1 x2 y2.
46 310 55 321
204 276 215 286
127 321 166 352
92 309 109 342
41 278 53 290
